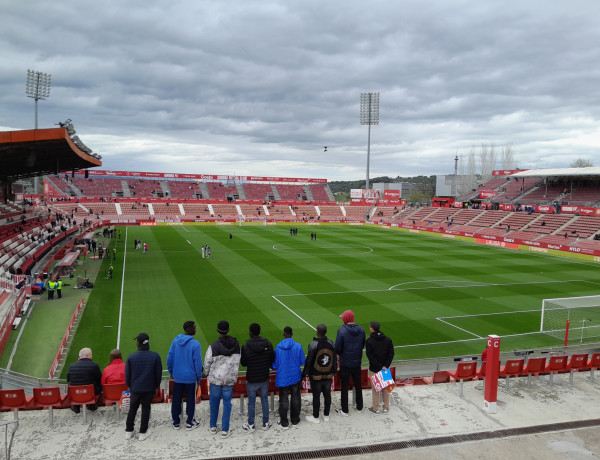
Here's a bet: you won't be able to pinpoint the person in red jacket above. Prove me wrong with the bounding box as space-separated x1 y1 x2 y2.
102 349 126 385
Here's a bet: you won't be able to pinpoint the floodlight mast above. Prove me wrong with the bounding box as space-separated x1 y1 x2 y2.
26 69 52 129
360 92 379 190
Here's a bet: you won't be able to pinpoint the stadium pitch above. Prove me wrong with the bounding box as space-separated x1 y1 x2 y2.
9 224 600 378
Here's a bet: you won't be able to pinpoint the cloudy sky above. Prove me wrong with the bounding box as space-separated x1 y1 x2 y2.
2 1 600 181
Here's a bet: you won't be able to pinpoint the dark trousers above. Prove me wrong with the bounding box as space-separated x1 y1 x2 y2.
171 382 197 425
278 381 301 427
57 289 62 299
340 366 363 413
310 379 332 417
126 391 154 434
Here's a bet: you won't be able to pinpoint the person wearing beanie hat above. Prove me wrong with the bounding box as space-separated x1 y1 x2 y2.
167 321 203 431
204 320 241 439
334 309 366 416
125 333 163 441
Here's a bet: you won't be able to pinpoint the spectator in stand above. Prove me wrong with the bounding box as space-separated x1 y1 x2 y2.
240 323 275 432
125 333 163 441
335 310 366 416
101 349 126 385
67 347 102 413
167 321 203 431
273 326 305 430
303 324 336 424
365 321 394 414
204 320 241 439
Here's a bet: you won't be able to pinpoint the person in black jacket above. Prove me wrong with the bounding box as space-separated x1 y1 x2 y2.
303 324 336 424
125 333 163 441
365 321 394 414
240 323 275 432
67 347 102 413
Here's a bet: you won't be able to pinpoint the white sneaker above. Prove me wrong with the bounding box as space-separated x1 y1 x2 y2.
242 422 255 432
335 409 349 417
305 415 320 424
209 426 218 434
138 431 151 441
220 430 232 439
323 415 330 422
262 420 272 431
125 431 133 440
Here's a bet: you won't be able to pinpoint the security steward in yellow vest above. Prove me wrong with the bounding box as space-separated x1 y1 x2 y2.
47 279 56 300
56 279 63 299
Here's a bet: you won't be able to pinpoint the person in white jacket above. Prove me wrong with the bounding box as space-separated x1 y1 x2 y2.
204 320 241 439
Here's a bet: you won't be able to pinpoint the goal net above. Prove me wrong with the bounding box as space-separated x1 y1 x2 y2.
540 295 600 343
237 216 267 226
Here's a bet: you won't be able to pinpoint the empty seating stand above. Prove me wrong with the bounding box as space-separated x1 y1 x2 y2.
566 353 588 385
521 357 547 387
499 359 525 390
32 387 69 426
544 355 569 386
447 361 478 397
0 388 33 421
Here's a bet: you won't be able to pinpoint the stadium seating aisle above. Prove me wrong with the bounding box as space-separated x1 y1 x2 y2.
5 370 600 459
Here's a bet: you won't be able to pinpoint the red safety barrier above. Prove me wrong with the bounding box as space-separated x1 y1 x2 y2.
48 298 85 379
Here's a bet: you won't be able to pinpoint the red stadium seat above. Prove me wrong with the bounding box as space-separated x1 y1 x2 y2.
447 361 478 397
32 387 68 426
67 384 99 424
0 388 34 421
544 355 569 386
565 353 589 385
153 385 166 403
499 359 524 390
422 371 451 385
586 352 600 383
102 383 128 421
521 357 547 387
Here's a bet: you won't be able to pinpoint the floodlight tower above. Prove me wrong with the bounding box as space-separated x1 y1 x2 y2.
26 69 52 129
360 92 379 190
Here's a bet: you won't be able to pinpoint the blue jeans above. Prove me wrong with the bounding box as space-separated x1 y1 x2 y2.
246 380 269 426
209 384 233 432
171 382 197 425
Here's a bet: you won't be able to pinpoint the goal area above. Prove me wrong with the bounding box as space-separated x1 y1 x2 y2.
540 295 600 343
237 216 267 226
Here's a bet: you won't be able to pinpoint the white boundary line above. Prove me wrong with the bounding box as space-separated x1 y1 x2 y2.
272 296 315 330
116 227 128 349
435 318 482 338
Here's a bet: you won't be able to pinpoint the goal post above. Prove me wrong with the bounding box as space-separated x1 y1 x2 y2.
540 295 600 343
237 216 267 226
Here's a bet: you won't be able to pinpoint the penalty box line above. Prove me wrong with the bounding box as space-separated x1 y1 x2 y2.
272 296 315 330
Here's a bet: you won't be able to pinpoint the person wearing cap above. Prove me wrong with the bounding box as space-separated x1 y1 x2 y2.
272 326 305 430
365 321 394 414
125 333 163 441
167 321 203 431
101 349 126 385
67 347 102 414
204 320 241 439
334 310 366 416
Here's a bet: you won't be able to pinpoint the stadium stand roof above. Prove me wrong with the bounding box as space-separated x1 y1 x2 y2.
0 128 101 182
511 167 600 178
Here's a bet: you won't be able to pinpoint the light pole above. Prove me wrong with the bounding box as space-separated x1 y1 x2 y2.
360 92 379 190
26 69 52 129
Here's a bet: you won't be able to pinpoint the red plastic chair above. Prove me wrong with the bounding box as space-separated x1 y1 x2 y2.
544 355 569 386
0 388 33 421
521 357 547 387
499 359 524 390
447 361 478 397
566 353 589 385
102 383 128 421
422 371 451 385
32 387 68 426
586 352 600 383
152 385 166 403
67 384 99 424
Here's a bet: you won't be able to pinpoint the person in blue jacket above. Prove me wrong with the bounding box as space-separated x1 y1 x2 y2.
272 326 305 429
167 321 203 430
334 310 366 416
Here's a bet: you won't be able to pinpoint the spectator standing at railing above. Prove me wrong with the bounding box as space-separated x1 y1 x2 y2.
167 321 203 431
67 347 102 414
273 326 305 430
125 333 163 441
365 321 394 414
240 322 275 432
102 349 125 385
204 320 241 439
303 324 336 424
335 310 366 416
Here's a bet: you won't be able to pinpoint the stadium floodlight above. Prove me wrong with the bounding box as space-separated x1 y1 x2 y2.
360 92 379 190
26 69 52 129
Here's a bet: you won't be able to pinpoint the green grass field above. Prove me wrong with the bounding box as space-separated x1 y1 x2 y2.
6 223 600 378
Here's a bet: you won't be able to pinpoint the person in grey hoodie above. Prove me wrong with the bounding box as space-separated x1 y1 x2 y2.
204 320 241 439
334 309 366 416
167 321 203 430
